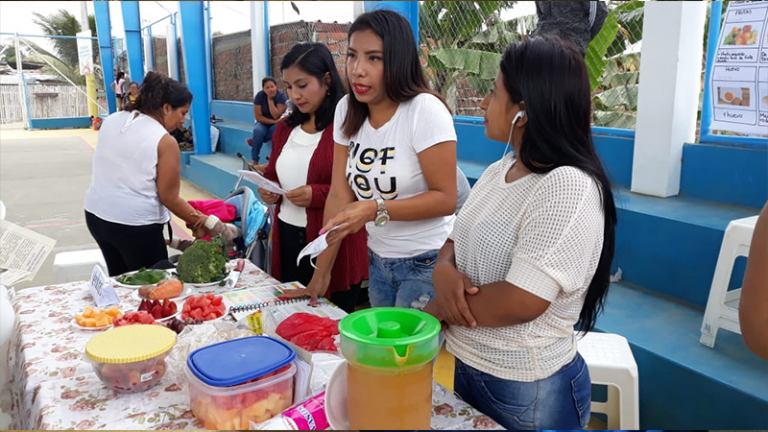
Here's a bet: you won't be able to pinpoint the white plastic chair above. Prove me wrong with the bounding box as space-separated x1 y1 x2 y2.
700 215 758 348
578 331 640 430
52 249 107 283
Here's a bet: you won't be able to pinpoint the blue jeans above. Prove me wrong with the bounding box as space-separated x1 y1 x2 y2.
251 122 276 163
367 249 439 309
454 353 591 430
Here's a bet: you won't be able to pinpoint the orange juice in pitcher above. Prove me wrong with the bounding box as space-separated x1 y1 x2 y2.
339 308 441 430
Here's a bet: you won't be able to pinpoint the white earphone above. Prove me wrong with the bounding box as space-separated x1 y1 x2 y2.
512 110 526 125
501 110 526 160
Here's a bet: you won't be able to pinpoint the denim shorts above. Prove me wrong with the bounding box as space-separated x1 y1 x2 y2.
454 353 591 430
367 248 439 310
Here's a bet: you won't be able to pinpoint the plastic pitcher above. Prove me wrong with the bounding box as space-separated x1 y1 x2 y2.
338 308 441 430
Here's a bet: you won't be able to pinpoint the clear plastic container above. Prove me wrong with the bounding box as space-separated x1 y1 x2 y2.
185 337 297 430
85 325 176 393
185 362 295 430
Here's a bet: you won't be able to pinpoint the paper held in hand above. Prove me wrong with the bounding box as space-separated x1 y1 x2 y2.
296 224 349 268
0 220 56 286
237 170 287 195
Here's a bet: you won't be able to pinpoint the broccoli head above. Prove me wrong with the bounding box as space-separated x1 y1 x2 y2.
176 236 228 283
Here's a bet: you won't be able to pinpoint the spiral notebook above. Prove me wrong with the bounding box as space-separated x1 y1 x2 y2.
222 282 347 333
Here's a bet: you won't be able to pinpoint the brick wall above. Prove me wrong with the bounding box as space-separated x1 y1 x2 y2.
270 22 350 93
212 30 254 102
177 38 185 84
454 77 484 117
152 37 168 77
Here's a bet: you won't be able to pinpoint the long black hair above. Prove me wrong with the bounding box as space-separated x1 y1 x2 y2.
342 9 448 138
123 71 192 116
281 43 344 132
500 36 617 334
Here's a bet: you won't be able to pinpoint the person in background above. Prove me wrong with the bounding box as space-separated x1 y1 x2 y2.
84 71 210 276
532 1 608 57
248 77 288 172
171 124 193 151
126 81 139 104
424 37 617 429
111 71 126 111
258 43 368 314
289 10 458 310
740 202 768 360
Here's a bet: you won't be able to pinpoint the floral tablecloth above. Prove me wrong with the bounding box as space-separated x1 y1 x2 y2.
6 261 502 430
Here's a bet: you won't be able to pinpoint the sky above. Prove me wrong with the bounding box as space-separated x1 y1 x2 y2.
0 1 358 41
0 1 535 59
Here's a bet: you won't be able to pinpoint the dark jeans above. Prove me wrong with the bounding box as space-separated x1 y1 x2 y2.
251 122 276 163
279 219 361 313
85 211 168 277
454 353 591 430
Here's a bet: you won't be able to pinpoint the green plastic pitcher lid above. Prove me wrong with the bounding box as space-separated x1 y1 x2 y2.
338 308 441 367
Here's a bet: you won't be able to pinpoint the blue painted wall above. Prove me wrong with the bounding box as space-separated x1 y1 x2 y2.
211 100 254 124
680 142 768 210
29 117 92 130
453 118 635 188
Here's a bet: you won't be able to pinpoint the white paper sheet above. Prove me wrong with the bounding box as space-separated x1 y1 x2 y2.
237 170 287 195
0 220 56 284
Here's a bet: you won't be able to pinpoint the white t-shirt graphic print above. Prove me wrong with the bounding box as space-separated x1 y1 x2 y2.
333 94 457 258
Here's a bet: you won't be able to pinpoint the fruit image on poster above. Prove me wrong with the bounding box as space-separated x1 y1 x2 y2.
709 1 768 136
723 24 760 46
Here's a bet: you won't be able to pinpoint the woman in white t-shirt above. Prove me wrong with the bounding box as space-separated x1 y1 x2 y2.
294 10 458 309
84 72 209 276
424 37 617 429
257 43 369 314
111 71 126 111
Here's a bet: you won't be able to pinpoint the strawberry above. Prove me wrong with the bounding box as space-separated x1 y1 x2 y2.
151 305 163 319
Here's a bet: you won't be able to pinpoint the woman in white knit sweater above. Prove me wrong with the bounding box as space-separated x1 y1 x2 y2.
424 36 617 430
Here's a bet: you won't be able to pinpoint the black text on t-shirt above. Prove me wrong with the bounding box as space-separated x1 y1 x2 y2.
346 140 398 200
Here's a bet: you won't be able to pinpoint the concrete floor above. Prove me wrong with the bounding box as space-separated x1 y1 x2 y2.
0 127 213 289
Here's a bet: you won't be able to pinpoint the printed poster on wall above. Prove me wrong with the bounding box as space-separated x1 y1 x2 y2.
709 0 768 136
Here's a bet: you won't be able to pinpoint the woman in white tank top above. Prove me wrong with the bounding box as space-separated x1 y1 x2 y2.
84 72 209 276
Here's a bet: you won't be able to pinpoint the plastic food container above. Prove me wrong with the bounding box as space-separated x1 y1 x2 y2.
85 325 176 393
185 336 297 430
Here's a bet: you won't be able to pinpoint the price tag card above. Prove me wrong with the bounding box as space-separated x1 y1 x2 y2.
89 265 120 307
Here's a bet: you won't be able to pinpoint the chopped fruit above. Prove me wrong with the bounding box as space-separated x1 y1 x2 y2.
181 295 226 322
75 307 123 328
113 310 157 327
92 355 169 393
188 366 293 429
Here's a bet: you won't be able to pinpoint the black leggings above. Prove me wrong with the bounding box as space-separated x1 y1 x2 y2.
279 219 361 313
85 211 169 277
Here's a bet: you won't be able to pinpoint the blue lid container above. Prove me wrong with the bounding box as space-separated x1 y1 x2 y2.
187 336 296 387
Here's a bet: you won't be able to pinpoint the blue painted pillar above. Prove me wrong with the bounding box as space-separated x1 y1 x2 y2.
94 1 116 114
121 1 145 84
364 1 419 45
179 1 212 155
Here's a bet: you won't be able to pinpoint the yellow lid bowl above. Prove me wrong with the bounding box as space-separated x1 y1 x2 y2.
86 325 176 364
